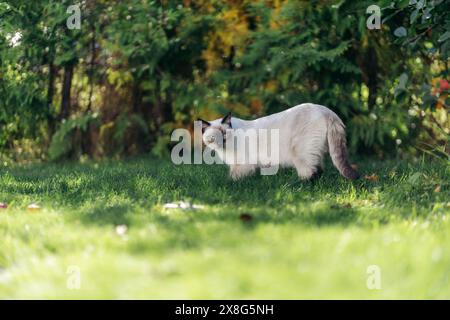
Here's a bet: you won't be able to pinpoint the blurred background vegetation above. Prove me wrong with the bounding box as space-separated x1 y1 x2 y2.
0 0 448 163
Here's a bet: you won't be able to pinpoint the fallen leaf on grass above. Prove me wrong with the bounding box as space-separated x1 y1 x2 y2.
239 213 253 222
0 202 7 209
434 185 441 193
27 203 41 212
364 174 379 182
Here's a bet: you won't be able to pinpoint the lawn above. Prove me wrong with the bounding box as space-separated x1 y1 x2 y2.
0 157 449 299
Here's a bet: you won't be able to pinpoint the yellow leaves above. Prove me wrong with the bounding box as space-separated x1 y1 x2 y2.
196 108 222 124
201 49 221 75
265 80 279 93
431 78 449 109
436 92 447 110
214 7 247 46
229 102 250 117
107 69 132 89
250 98 263 114
99 121 115 137
202 6 249 74
201 0 290 74
269 0 287 30
221 8 240 24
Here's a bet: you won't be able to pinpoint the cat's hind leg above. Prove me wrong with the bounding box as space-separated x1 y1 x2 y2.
291 134 326 181
292 158 318 180
311 165 324 180
229 164 256 180
311 158 325 179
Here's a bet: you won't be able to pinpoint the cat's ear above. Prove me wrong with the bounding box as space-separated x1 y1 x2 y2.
221 112 232 127
197 119 211 132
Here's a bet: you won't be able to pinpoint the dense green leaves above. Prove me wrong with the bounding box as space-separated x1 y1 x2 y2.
48 113 99 160
0 0 448 161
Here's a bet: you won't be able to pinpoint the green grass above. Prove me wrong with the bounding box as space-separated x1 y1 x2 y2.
0 157 449 299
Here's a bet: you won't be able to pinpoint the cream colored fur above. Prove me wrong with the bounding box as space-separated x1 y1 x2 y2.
202 103 358 180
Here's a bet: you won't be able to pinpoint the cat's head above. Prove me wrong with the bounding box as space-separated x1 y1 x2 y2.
198 112 232 150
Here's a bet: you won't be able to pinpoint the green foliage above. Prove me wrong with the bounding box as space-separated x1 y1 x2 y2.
387 0 450 57
0 0 448 160
381 0 450 152
48 113 98 160
213 1 407 154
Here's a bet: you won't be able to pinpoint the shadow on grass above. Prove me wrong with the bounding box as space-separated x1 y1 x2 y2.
1 158 446 231
1 160 357 206
123 205 360 254
76 204 134 226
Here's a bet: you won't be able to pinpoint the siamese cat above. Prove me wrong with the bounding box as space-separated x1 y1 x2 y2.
199 103 359 181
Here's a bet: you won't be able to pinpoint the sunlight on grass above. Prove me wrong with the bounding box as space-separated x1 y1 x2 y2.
0 158 449 298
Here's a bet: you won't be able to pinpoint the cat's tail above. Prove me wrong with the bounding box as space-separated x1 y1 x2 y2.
327 117 359 180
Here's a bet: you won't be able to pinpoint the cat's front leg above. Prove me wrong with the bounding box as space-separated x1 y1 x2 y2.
229 165 256 180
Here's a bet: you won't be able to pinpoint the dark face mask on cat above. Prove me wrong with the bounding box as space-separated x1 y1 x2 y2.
198 113 232 149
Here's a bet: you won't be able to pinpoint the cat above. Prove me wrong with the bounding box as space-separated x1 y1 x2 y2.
198 103 359 181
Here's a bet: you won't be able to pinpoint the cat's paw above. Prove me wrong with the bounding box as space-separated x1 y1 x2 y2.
229 165 255 180
296 167 316 180
230 170 244 181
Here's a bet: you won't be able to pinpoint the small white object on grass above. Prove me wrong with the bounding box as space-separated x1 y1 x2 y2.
163 202 204 210
163 203 179 209
115 224 128 236
27 203 41 212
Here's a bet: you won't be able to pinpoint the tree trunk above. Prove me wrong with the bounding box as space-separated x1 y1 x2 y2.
132 80 143 114
82 21 97 158
356 35 379 112
60 64 74 120
87 23 96 112
153 77 173 130
365 44 378 111
47 62 56 109
47 61 57 134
